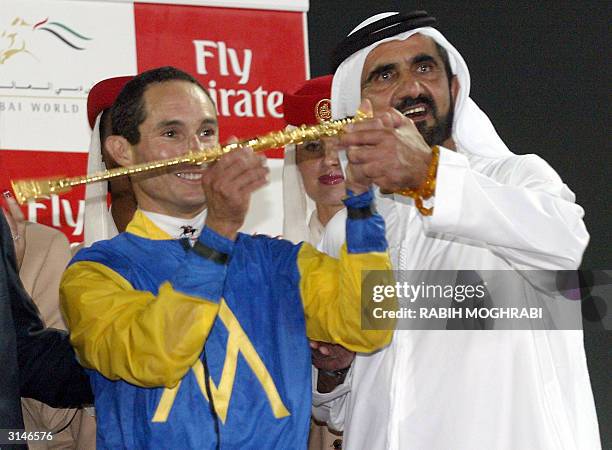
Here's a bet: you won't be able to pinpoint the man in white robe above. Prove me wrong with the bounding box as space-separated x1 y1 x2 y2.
312 11 601 450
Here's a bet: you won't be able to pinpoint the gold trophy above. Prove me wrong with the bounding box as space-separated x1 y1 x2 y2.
11 110 370 205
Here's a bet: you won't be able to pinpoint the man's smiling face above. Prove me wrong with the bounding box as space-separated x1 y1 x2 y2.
129 80 218 218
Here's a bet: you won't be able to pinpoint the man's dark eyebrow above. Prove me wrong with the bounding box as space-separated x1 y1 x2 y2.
364 63 397 85
156 119 184 130
412 53 438 66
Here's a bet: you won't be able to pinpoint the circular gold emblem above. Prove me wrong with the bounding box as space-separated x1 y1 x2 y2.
315 98 332 122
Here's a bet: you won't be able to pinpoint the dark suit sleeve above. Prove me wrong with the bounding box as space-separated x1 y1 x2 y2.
1 213 93 408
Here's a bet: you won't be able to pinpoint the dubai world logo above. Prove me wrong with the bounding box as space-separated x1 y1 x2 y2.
0 16 92 64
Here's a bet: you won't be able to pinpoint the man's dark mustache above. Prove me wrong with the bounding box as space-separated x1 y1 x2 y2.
394 95 435 112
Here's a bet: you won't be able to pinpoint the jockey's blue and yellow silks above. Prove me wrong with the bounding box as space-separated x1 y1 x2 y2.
60 190 392 449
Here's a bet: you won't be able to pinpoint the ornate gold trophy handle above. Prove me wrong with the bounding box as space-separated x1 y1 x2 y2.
11 109 371 205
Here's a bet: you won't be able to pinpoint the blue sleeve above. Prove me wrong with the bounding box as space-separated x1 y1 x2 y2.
343 189 387 254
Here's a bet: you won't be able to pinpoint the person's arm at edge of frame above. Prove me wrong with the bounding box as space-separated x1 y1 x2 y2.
0 210 93 408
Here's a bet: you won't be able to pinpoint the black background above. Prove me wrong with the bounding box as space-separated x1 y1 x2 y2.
306 1 610 446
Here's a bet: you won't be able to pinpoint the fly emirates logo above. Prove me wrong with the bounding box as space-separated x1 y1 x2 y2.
193 40 283 119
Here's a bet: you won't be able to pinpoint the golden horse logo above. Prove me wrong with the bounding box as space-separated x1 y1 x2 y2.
0 17 33 64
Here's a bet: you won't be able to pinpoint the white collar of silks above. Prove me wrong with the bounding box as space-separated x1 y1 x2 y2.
140 208 207 243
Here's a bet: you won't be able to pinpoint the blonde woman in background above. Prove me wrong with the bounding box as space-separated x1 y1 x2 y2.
282 75 354 450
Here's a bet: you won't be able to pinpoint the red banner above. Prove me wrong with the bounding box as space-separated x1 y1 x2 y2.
134 3 307 158
0 150 87 240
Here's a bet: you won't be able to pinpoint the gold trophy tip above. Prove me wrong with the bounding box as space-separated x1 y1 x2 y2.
10 177 70 205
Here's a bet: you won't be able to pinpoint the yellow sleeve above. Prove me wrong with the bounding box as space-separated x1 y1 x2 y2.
298 243 395 353
60 261 219 388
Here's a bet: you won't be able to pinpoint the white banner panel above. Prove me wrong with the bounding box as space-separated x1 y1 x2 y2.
0 0 137 152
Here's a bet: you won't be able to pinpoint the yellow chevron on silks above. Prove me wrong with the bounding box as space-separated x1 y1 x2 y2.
152 299 290 423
